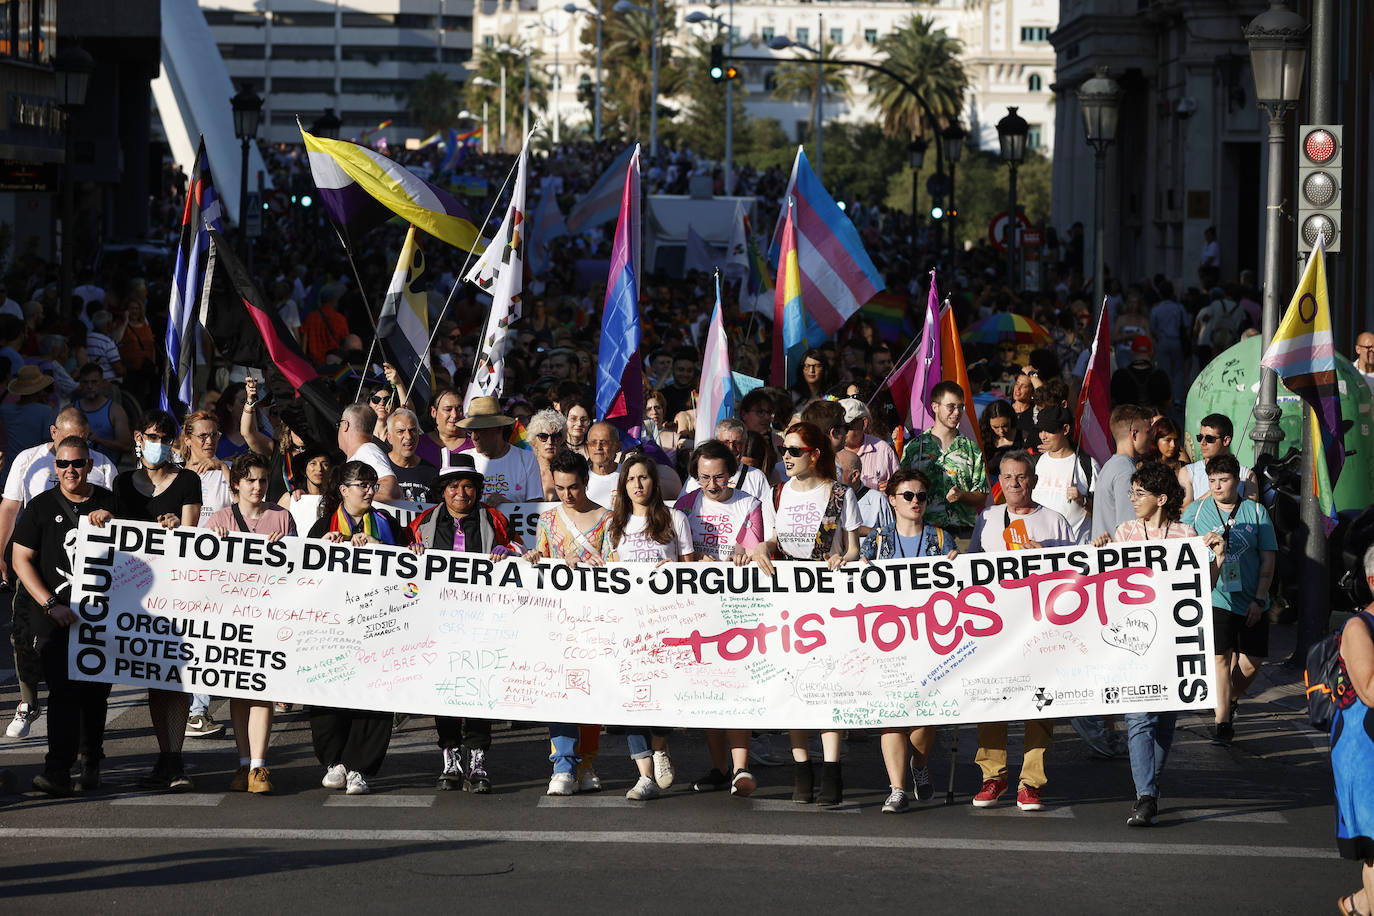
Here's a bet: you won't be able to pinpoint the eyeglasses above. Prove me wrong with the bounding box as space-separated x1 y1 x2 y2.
781 446 815 458
191 432 218 442
1197 433 1221 444
534 431 564 441
344 481 378 491
447 333 463 342
893 491 929 504
1127 488 1154 502
54 458 92 469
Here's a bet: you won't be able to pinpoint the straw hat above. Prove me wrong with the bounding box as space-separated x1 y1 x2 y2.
456 396 516 429
9 365 53 396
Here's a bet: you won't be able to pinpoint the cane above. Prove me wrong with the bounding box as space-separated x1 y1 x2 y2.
944 725 960 805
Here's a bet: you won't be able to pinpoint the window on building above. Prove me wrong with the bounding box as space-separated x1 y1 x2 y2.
795 27 808 44
1028 73 1042 92
764 71 777 92
760 26 774 43
483 35 494 47
441 48 471 63
341 12 394 27
204 9 266 26
273 12 334 27
731 26 741 43
829 28 842 44
342 78 411 95
274 44 335 61
443 16 473 31
272 77 335 94
1020 26 1051 42
219 43 266 60
864 28 877 43
0 0 56 63
341 46 434 63
1027 124 1043 149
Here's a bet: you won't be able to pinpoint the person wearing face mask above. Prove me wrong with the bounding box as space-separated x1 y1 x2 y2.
203 452 296 793
112 409 203 791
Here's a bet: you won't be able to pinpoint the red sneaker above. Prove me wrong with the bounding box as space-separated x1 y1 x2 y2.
1017 785 1045 811
972 777 1007 807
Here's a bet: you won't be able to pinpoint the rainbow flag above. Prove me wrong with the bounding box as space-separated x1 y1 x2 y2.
1259 238 1343 528
508 418 530 450
862 292 909 345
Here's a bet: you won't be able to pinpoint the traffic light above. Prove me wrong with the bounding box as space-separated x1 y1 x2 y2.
724 63 738 81
1297 124 1341 253
930 202 944 221
709 45 724 82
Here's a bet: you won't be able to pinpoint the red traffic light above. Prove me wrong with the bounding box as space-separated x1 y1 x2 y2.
1303 128 1337 164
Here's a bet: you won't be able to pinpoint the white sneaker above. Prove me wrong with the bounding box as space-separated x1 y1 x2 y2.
547 772 577 796
577 766 601 793
652 750 675 789
345 770 369 795
321 763 347 790
6 703 38 739
625 775 661 800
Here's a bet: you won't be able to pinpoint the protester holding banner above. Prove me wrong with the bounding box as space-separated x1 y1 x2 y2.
203 451 297 794
606 452 695 800
1092 461 1224 826
407 453 522 795
337 402 403 502
10 436 117 796
461 397 542 505
859 468 958 813
527 408 568 500
681 419 770 505
969 449 1077 812
900 381 987 541
523 449 613 795
759 422 859 804
306 459 415 795
1180 454 1276 747
111 408 203 790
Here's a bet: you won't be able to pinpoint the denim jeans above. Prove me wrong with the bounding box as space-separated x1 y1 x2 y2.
1125 710 1177 798
624 730 655 760
548 723 580 774
190 694 210 717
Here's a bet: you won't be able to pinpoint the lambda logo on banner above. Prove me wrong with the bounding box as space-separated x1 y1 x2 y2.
1034 686 1096 711
1102 684 1170 704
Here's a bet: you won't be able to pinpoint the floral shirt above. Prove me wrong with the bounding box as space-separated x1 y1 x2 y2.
900 430 986 533
533 505 614 563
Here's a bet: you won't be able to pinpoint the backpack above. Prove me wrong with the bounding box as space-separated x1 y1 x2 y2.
1304 610 1374 732
1208 300 1246 352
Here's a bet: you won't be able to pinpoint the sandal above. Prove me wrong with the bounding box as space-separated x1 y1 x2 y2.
1338 893 1367 916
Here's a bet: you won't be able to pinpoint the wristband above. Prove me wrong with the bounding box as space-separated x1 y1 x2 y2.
43 595 58 610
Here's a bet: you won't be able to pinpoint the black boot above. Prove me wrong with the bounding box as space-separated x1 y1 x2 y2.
818 761 843 805
792 760 814 803
139 752 170 787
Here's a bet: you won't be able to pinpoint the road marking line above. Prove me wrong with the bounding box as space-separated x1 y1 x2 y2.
1172 808 1287 824
110 794 227 807
322 795 435 808
0 826 1337 858
970 805 1075 819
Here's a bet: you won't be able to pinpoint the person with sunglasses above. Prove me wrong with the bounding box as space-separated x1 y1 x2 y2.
1091 461 1225 826
528 408 568 500
113 409 203 790
203 451 297 794
1181 454 1276 747
859 468 958 813
758 421 860 804
11 436 117 795
1177 413 1255 508
307 460 415 794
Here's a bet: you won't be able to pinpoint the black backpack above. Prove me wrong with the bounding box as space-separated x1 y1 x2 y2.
1305 610 1374 732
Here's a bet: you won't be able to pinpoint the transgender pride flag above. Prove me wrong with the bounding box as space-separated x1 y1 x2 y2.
769 147 884 334
694 272 735 439
595 144 644 438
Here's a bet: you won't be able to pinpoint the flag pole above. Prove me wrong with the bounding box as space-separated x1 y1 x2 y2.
863 291 935 412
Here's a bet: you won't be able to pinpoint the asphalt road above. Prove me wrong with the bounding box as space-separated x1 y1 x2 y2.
0 620 1354 914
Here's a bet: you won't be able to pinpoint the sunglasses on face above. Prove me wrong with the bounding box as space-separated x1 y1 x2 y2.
370 394 389 405
893 491 929 503
534 431 564 441
54 458 92 469
1197 433 1221 443
781 446 815 458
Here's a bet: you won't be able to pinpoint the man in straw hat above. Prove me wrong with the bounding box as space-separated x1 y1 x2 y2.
3 367 58 471
458 396 541 505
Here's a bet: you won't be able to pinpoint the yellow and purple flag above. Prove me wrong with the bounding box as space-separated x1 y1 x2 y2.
1259 237 1344 525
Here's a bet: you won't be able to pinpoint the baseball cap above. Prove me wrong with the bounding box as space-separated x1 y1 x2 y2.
839 398 869 424
1131 334 1154 355
1035 404 1074 434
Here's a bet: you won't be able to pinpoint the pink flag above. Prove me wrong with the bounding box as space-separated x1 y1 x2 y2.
908 270 943 432
1074 297 1114 465
693 273 735 440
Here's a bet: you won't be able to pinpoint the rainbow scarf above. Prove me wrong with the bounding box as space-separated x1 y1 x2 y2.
328 507 395 544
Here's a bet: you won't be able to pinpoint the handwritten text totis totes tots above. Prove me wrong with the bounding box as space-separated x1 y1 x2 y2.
70 519 1217 729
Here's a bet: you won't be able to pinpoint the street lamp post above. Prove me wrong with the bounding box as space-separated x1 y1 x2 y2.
54 44 94 322
816 14 823 181
497 43 517 151
685 8 736 194
231 83 264 269
471 78 497 153
908 139 926 275
522 47 531 141
996 106 1029 290
564 2 603 142
1244 0 1308 460
310 107 342 139
942 124 965 261
1077 66 1121 311
613 0 658 158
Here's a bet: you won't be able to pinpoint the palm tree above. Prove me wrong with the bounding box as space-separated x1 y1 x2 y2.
868 15 967 140
466 42 549 150
406 71 465 137
596 2 682 143
771 43 851 131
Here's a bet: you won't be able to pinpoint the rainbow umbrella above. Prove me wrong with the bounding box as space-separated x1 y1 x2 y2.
960 312 1051 346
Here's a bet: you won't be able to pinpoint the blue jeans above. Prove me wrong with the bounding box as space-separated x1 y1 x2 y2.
190 694 210 717
548 723 580 774
1126 711 1177 798
625 730 655 760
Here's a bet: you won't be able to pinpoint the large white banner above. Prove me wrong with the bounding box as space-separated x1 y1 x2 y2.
69 520 1217 728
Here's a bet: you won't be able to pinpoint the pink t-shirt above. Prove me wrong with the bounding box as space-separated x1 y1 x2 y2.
675 490 764 559
203 504 297 537
1111 519 1196 542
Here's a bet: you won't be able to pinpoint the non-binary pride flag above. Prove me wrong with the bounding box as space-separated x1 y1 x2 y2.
566 145 635 236
769 147 883 334
595 144 644 437
465 138 530 410
694 273 735 440
1074 296 1114 467
1259 238 1345 521
376 225 433 409
162 137 223 415
771 197 806 387
300 125 482 252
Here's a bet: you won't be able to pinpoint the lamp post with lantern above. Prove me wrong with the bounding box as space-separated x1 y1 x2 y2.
1077 67 1121 311
231 84 263 267
54 44 94 322
996 107 1028 289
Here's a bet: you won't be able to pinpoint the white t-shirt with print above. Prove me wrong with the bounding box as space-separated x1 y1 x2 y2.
774 481 860 559
970 504 1078 553
613 509 693 562
1032 452 1097 542
675 489 765 560
471 446 542 502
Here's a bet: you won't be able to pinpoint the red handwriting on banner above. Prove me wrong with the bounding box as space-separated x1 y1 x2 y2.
1000 567 1154 626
